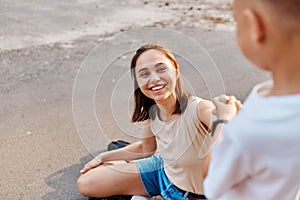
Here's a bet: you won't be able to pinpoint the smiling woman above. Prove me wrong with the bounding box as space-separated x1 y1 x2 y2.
130 43 189 123
77 43 239 200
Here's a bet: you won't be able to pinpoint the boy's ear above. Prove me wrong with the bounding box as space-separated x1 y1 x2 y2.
243 8 265 44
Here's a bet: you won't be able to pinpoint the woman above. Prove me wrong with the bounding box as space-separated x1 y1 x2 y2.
77 43 232 199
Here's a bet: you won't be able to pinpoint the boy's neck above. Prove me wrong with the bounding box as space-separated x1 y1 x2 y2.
269 63 300 96
270 77 300 96
268 36 300 96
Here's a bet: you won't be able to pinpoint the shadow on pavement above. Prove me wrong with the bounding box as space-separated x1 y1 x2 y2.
43 150 106 200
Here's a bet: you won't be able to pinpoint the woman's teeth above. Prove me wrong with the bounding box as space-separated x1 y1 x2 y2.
151 85 164 91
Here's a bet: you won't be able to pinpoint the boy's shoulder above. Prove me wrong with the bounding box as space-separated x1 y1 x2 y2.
224 81 300 151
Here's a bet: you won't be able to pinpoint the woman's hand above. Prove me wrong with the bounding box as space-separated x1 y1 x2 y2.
80 157 102 174
213 95 242 121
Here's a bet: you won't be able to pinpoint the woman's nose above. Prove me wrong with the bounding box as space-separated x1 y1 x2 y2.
149 72 160 83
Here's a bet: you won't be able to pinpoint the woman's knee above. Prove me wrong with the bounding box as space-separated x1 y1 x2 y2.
77 163 144 197
77 166 117 197
77 174 94 196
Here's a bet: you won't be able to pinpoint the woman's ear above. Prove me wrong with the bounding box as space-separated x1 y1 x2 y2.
243 8 265 45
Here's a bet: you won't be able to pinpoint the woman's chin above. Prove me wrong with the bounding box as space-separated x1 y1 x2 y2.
153 94 172 103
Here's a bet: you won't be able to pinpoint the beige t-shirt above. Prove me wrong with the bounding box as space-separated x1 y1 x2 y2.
151 96 211 194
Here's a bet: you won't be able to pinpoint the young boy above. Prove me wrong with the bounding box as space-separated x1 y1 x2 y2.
204 0 300 199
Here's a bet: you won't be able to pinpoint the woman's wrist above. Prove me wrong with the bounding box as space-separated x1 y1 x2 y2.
95 155 103 164
211 119 228 136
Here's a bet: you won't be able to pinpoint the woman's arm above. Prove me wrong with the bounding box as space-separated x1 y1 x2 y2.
80 119 156 174
197 96 241 177
197 99 216 132
197 96 242 136
196 100 216 177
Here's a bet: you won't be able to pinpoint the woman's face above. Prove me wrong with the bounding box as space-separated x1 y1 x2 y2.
135 49 178 103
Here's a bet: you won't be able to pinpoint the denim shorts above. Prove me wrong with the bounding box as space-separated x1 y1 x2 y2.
135 154 207 200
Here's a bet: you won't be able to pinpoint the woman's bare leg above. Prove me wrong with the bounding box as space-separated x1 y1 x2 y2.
77 162 148 198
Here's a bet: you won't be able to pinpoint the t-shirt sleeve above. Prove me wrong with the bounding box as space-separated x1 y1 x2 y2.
204 127 250 199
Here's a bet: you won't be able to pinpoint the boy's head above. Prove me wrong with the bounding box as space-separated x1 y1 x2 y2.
233 0 300 71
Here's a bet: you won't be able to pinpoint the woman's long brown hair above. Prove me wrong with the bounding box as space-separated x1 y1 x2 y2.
131 43 189 122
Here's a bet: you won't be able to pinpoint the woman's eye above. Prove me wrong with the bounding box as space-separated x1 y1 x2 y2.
139 71 149 78
157 66 167 72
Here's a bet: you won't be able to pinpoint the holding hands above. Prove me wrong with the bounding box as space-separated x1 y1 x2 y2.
213 95 243 121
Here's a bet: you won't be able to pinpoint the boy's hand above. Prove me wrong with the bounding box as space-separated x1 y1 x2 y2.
213 95 242 121
235 99 243 112
80 157 102 174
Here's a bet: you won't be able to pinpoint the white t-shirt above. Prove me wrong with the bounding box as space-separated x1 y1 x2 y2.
204 81 300 200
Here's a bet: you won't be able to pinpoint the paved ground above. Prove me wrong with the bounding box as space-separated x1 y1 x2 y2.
0 1 270 199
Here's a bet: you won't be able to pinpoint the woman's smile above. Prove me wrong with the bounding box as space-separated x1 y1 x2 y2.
150 84 165 91
149 84 167 93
